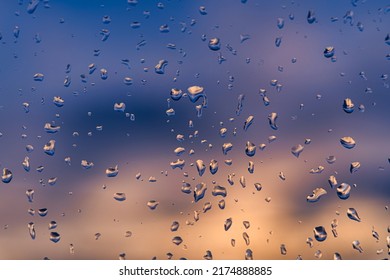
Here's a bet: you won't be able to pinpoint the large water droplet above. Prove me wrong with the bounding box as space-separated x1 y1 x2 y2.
50 232 61 243
268 112 278 130
307 187 327 203
343 98 355 113
113 192 126 202
147 200 159 210
1 168 13 183
194 182 207 202
340 137 356 149
337 183 351 200
212 185 227 197
208 38 220 51
224 218 232 231
172 236 183 245
347 208 361 222
245 141 256 157
313 226 327 242
187 86 205 103
291 144 304 158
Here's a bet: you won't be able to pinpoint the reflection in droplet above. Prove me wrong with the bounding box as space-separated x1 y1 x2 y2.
337 183 351 200
340 137 356 149
1 168 13 183
313 226 327 242
50 232 61 243
352 240 363 253
268 112 278 130
307 188 327 203
224 218 232 231
147 200 159 210
194 183 207 202
291 144 304 158
113 192 126 202
172 236 183 246
347 208 361 222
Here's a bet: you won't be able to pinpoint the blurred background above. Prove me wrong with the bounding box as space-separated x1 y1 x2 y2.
0 0 389 260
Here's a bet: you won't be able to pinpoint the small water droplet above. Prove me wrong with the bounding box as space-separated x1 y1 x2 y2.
307 188 327 203
309 166 325 174
218 199 225 209
125 231 133 237
279 171 286 181
352 240 363 253
194 182 207 202
155 59 168 74
343 98 355 113
307 10 316 24
28 222 36 240
172 236 183 246
113 192 126 202
147 200 159 210
291 144 304 158
208 38 220 51
243 232 250 245
33 73 44 81
243 115 254 131
277 17 284 29
275 37 282 47
222 143 233 155
313 226 327 242
268 112 278 130
333 252 342 260
350 162 361 173
38 208 48 217
245 141 256 157
212 185 226 197
306 237 314 248
114 102 126 112
170 159 185 170
48 221 57 230
324 46 335 58
280 244 287 255
245 249 253 260
243 221 250 229
248 161 254 174
106 165 119 177
171 221 179 232
43 140 55 156
337 183 351 200
2 168 13 183
81 160 94 169
326 156 336 164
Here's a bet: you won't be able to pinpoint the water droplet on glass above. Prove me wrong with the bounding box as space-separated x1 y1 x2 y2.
43 140 55 156
2 168 13 183
326 156 336 164
243 221 250 229
159 24 169 33
313 226 327 242
337 183 351 200
306 237 314 248
187 86 205 103
106 165 119 177
372 228 379 241
69 244 75 255
81 160 94 169
243 115 254 131
245 249 253 260
245 141 256 157
94 233 101 240
195 160 206 176
243 232 250 245
314 250 323 259
334 252 342 260
113 192 126 202
324 46 335 58
340 136 356 149
224 218 232 231
239 176 246 188
343 98 355 113
125 231 132 237
203 250 212 260
350 162 361 173
100 68 108 79
307 187 327 203
291 144 304 158
307 10 316 24
268 112 278 130
28 222 36 240
50 232 61 243
147 200 159 210
279 171 286 181
222 143 233 155
328 175 338 188
48 221 57 230
114 102 126 112
208 38 220 51
194 182 207 202
309 166 325 174
248 161 255 174
100 29 110 41
212 185 226 197
275 37 282 47
171 221 179 232
352 240 363 253
172 236 183 246
38 208 48 217
155 59 168 74
33 73 44 81
280 244 287 255
44 123 60 133
277 17 284 29
218 199 225 209
347 208 361 222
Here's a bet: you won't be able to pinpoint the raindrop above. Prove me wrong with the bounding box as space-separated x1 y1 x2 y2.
199 6 207 15
100 68 108 79
203 202 212 213
245 249 253 260
328 175 338 188
309 166 325 174
254 183 262 191
125 231 132 237
38 208 48 217
113 192 126 202
209 159 218 175
187 86 205 103
350 162 361 173
334 253 342 260
212 185 226 197
70 244 75 255
28 222 36 240
275 37 282 47
124 77 133 85
147 200 159 210
343 98 354 113
291 144 304 158
324 46 335 58
326 156 336 164
53 96 65 107
347 208 361 222
203 250 212 260
340 136 356 149
170 159 185 170
277 17 284 29
306 187 327 203
245 141 256 157
236 94 245 116
50 232 61 243
170 88 183 101
208 38 220 51
337 183 351 200
372 228 379 241
280 244 287 255
243 232 250 245
352 240 363 253
171 221 179 232
44 123 60 133
218 200 225 209
48 221 57 230
1 168 13 183
33 73 44 81
279 171 286 181
313 226 327 242
81 160 94 169
243 115 254 131
106 165 119 177
331 219 338 237
248 161 254 174
306 237 313 248
194 182 207 202
224 218 232 231
26 189 34 203
239 176 246 188
222 143 233 155
43 140 55 156
114 102 126 112
243 221 250 229
268 112 278 130
307 10 316 24
172 236 183 246
314 250 322 259
27 0 40 14
155 60 168 74
196 160 206 176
